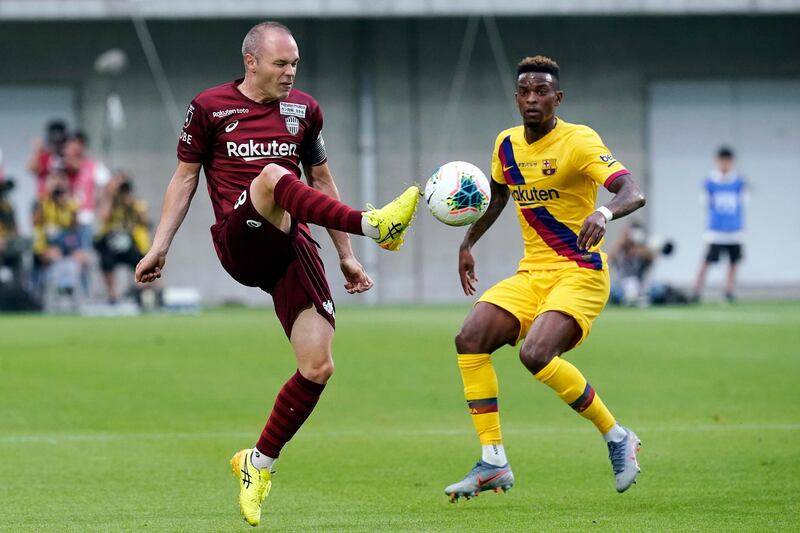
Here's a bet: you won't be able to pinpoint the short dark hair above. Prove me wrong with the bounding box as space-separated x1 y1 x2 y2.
517 55 560 85
46 120 67 134
717 146 734 159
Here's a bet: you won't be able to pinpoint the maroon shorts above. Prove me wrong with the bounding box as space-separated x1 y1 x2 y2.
210 190 335 337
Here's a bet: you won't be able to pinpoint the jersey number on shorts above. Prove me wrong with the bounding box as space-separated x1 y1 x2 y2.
234 190 247 210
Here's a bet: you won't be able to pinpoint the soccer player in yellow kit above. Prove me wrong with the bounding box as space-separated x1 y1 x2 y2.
444 56 646 501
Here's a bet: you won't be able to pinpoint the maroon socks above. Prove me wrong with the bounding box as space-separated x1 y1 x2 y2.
255 370 326 459
273 173 364 235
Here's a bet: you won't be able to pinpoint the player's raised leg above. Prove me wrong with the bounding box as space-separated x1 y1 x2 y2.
445 303 519 502
520 311 641 492
232 306 333 526
250 163 419 250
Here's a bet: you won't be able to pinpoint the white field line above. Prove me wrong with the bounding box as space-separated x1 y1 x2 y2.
1 422 799 444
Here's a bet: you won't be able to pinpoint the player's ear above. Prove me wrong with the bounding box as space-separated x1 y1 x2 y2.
244 53 257 72
555 90 564 107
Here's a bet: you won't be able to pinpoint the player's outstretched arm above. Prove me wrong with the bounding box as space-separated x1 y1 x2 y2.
577 174 646 251
304 162 373 294
135 161 201 283
458 180 510 296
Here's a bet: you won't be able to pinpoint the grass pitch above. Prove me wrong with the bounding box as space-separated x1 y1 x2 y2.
1 301 799 532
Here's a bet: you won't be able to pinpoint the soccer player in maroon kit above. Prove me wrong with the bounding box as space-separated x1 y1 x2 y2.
134 21 419 526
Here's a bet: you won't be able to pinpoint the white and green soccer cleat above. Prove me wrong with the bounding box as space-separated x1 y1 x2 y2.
444 460 515 502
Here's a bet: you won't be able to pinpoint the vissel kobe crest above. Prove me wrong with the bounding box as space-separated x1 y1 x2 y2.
285 116 299 135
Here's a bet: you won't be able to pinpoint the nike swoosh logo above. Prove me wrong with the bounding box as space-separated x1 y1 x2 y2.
502 165 514 172
476 470 506 486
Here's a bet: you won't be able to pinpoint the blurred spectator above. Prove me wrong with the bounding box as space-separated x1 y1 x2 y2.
94 171 153 304
31 168 86 303
608 221 682 306
608 221 655 305
0 179 38 312
692 146 747 303
28 120 70 199
0 179 25 284
63 131 110 295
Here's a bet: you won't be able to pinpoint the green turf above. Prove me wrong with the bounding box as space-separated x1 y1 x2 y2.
1 301 799 532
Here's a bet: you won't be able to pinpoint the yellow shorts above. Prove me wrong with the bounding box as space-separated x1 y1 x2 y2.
477 268 610 347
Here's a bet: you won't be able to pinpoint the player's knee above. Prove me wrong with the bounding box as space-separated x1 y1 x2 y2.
455 327 485 355
253 163 286 195
519 341 557 374
300 358 334 384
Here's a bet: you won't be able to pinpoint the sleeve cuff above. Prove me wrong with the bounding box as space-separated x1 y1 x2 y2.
177 154 203 164
604 169 630 189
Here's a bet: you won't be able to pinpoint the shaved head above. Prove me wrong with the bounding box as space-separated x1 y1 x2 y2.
242 21 292 59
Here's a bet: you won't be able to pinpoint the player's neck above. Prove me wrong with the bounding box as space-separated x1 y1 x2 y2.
524 116 558 144
237 78 279 104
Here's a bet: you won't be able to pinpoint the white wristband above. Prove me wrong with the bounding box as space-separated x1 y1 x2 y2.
596 206 613 222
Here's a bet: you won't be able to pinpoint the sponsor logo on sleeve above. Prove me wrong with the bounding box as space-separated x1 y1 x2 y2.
600 154 618 167
279 102 307 118
183 104 194 128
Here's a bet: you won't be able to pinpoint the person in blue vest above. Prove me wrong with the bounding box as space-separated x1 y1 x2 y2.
692 147 747 303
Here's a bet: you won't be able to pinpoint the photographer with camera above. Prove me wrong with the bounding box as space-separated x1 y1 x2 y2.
31 168 85 306
94 171 152 305
608 221 681 306
0 180 25 284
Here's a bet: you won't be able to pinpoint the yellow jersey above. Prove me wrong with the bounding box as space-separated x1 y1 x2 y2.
491 118 630 272
98 200 151 255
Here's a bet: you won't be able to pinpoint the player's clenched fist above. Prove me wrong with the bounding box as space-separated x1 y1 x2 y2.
135 252 166 283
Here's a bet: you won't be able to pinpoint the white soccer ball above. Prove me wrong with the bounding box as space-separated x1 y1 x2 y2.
424 161 491 226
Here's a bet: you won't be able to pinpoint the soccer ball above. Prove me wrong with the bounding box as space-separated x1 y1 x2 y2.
424 161 491 226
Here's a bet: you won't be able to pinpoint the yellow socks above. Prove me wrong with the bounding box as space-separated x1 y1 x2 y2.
457 354 502 445
534 356 616 434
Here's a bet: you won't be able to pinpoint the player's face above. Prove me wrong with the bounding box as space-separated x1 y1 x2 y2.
515 73 563 128
247 30 300 101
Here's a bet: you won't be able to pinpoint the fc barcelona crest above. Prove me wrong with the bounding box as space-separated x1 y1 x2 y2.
285 115 299 135
541 159 557 176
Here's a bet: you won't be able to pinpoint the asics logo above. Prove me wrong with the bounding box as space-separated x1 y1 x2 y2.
246 220 262 228
225 120 239 132
241 462 252 489
378 222 404 243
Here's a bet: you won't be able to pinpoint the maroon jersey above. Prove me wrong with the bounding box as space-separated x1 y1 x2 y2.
177 79 326 224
